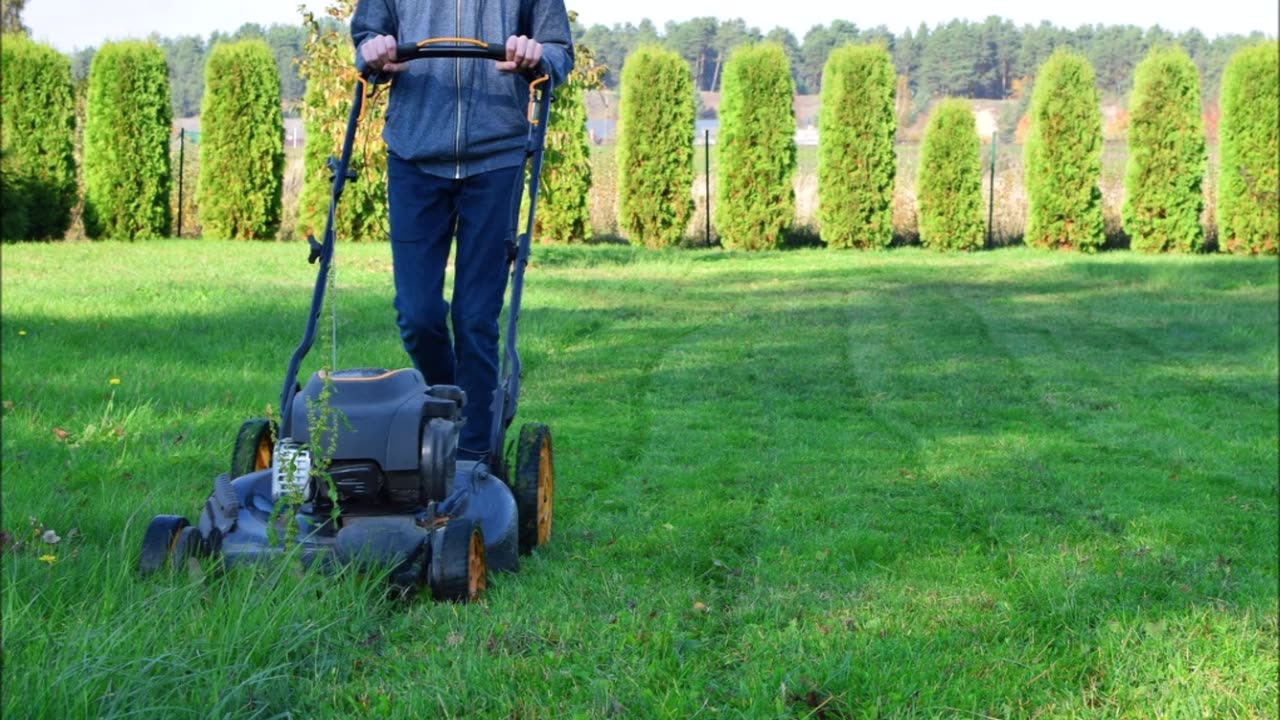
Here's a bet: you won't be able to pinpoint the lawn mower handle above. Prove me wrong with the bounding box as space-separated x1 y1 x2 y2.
361 39 546 86
280 50 554 443
394 40 508 62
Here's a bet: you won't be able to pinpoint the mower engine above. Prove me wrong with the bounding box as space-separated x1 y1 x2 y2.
279 368 464 509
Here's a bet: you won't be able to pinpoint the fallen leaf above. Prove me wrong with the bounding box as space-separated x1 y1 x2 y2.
53 428 69 442
2 401 12 411
693 602 707 612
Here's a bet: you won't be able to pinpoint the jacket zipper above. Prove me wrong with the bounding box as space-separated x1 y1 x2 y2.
453 0 462 179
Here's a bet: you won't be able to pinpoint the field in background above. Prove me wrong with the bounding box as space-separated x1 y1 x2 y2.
3 243 1276 717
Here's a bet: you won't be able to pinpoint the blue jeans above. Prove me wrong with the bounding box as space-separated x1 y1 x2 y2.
386 154 519 461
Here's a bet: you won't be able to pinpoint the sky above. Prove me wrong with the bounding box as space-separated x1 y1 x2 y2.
23 0 1279 53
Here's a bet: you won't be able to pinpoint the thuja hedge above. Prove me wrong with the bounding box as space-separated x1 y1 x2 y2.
83 40 173 240
1123 46 1205 253
817 44 897 250
1023 49 1104 252
196 39 285 240
536 57 594 244
1217 41 1279 255
714 42 796 251
1 33 78 240
916 98 985 251
616 45 695 249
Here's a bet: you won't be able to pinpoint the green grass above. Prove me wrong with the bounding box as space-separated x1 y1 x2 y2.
2 242 1277 718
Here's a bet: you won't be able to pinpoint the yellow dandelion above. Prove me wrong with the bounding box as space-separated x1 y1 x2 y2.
39 554 57 565
109 378 121 386
19 330 27 337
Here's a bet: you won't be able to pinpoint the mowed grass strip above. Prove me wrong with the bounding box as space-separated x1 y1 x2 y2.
2 242 1275 718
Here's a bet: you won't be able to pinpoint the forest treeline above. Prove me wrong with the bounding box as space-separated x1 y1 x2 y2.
59 14 1270 119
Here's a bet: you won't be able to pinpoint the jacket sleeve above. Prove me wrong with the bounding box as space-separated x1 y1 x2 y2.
529 0 575 86
351 0 398 76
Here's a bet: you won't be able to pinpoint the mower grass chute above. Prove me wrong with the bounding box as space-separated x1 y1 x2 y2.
138 40 557 601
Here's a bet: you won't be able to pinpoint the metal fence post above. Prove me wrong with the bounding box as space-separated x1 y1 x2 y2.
177 128 185 238
705 129 711 246
986 131 996 249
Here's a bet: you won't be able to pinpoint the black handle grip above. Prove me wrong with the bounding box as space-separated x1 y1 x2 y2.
394 41 507 63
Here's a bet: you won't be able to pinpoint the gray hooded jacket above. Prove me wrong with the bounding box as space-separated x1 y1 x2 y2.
351 0 574 179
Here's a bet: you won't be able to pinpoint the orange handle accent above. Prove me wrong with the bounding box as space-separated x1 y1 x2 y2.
417 37 491 48
357 76 371 122
528 75 550 124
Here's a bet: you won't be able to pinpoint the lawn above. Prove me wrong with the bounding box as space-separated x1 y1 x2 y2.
2 242 1276 718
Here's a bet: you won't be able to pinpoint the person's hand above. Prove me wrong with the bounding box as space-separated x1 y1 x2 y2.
496 35 543 73
361 34 408 74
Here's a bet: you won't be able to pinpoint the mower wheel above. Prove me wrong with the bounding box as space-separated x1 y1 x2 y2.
429 520 486 603
230 418 277 479
139 515 190 575
171 526 207 569
514 422 554 555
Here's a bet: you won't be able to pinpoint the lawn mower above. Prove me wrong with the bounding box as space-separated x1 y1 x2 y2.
138 40 556 602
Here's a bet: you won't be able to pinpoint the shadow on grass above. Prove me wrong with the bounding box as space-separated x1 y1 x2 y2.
5 254 1273 406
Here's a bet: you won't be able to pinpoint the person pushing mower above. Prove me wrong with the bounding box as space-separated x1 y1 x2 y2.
352 0 574 466
137 1 569 600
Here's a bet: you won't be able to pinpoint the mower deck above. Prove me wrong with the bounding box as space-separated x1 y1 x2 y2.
212 460 519 576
